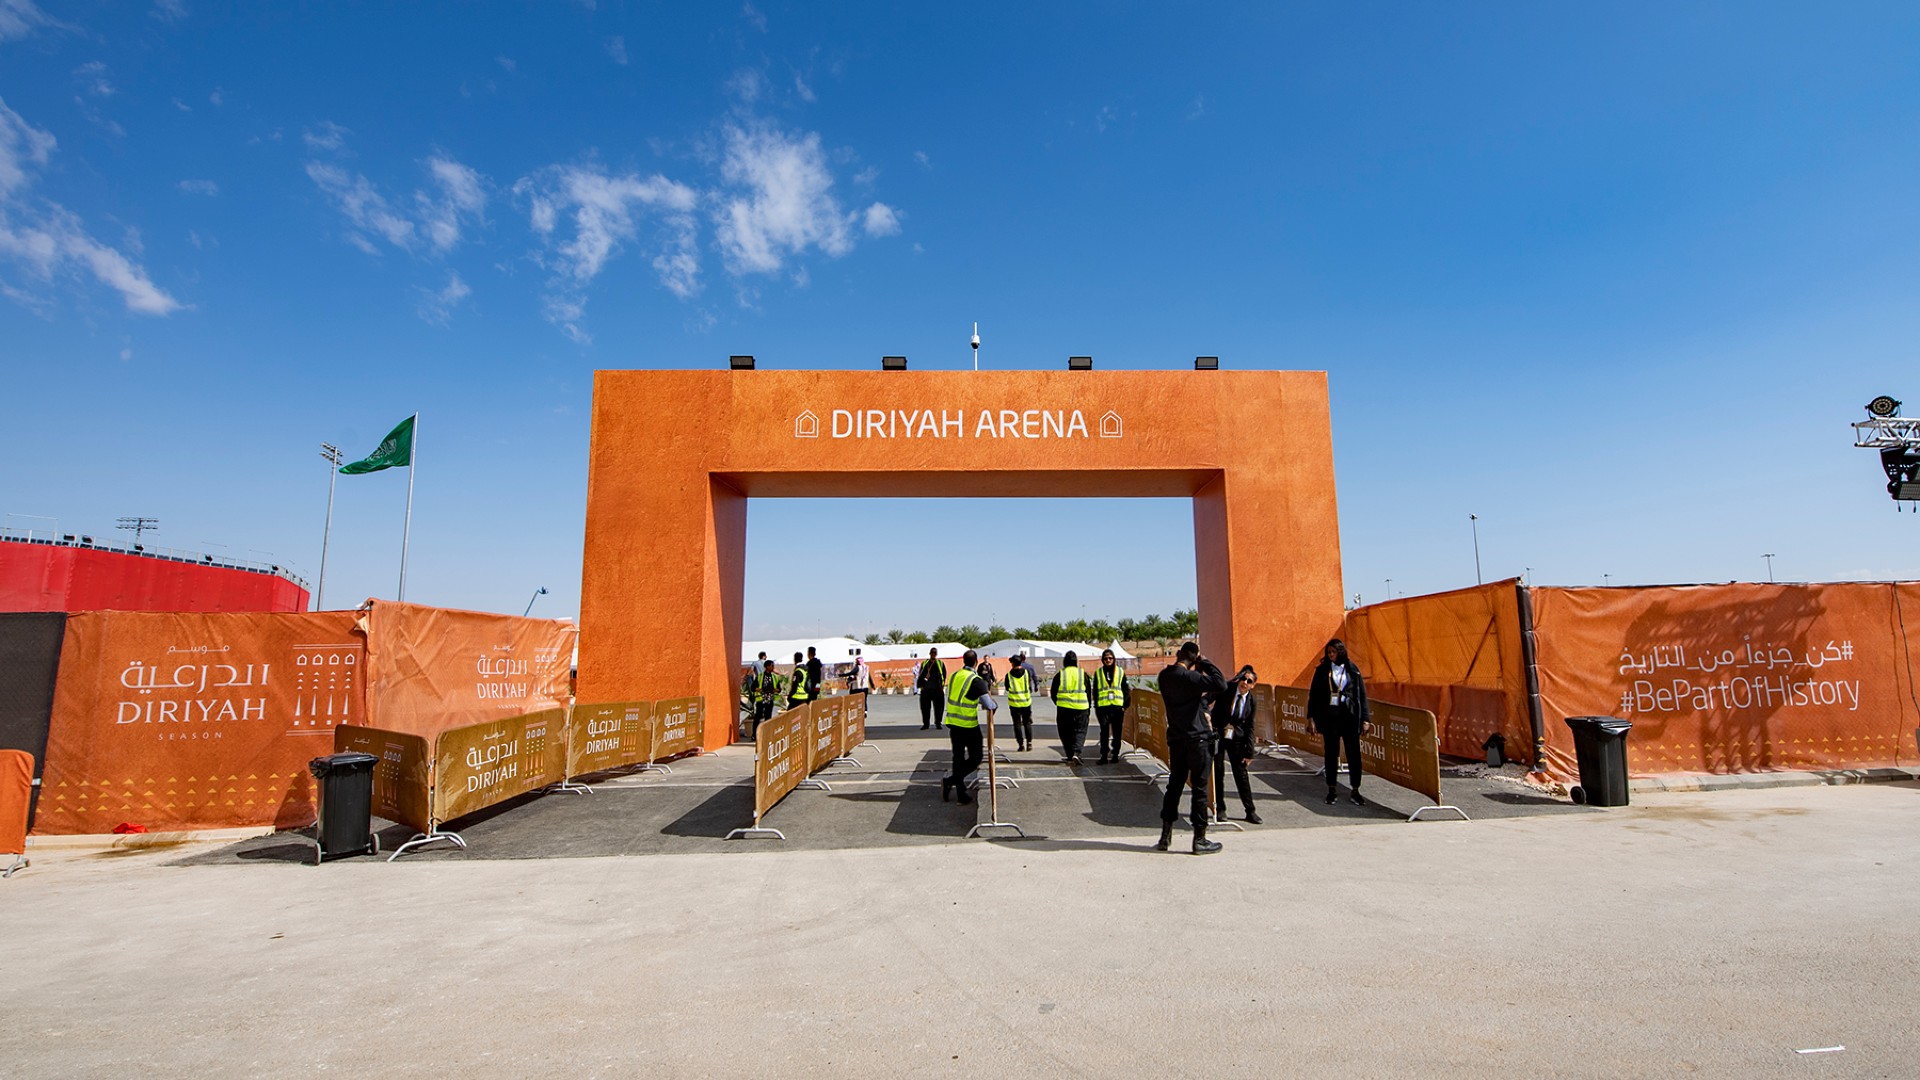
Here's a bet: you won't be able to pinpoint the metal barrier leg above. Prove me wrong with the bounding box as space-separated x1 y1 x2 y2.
1409 805 1471 822
797 778 833 792
828 755 864 768
387 829 467 861
966 820 1027 839
725 826 787 841
2 853 27 878
635 762 673 776
546 780 593 795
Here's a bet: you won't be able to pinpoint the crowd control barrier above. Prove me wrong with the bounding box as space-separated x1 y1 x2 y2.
1 749 30 877
338 695 706 858
728 694 868 841
1266 685 1464 821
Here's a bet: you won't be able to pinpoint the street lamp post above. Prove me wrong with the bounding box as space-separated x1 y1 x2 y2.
1763 553 1776 583
524 586 548 617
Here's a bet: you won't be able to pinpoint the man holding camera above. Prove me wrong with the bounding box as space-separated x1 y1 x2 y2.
1155 641 1230 854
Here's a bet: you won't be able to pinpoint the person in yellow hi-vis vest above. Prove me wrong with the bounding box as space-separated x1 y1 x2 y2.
784 651 810 708
1093 648 1132 764
1003 653 1037 751
1051 650 1092 766
939 649 988 805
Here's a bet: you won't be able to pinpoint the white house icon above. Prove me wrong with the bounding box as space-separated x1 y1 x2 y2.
1099 410 1123 438
794 410 820 438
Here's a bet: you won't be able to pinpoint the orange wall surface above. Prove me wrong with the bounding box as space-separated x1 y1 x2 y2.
578 370 1346 748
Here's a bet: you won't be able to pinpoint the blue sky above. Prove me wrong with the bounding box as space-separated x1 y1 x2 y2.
4 2 1920 638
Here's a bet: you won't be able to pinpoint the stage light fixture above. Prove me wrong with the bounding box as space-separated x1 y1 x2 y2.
1068 355 1093 371
882 355 908 371
1194 356 1219 370
1881 446 1920 500
1868 395 1902 418
728 355 756 370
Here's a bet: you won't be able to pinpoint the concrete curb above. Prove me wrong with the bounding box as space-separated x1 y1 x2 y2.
1630 767 1920 794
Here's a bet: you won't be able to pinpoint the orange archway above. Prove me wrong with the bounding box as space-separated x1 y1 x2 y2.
578 368 1346 750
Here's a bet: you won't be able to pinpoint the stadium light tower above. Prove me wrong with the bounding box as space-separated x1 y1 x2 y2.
1854 395 1920 506
116 516 158 545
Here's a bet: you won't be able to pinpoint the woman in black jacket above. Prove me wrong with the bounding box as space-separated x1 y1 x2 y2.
1307 639 1371 806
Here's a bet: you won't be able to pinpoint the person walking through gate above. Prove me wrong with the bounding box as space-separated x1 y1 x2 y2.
1309 639 1371 806
850 650 871 705
1003 653 1037 751
917 649 946 730
748 659 780 733
1093 649 1131 764
939 649 989 805
1212 665 1262 824
805 647 824 702
785 651 810 709
1156 641 1230 854
1051 651 1092 766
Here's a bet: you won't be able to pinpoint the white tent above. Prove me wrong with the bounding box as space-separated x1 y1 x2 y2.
977 639 1134 662
740 637 965 666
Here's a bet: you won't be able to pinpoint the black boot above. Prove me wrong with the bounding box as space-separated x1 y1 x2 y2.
1192 824 1222 855
940 777 953 801
1244 805 1262 825
1154 822 1174 851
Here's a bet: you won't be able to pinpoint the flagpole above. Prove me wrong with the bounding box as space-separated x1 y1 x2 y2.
317 443 344 610
398 413 417 602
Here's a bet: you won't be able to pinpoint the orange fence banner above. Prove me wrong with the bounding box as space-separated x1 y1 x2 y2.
1 749 29 859
651 696 705 761
841 693 867 753
1131 688 1168 765
1266 685 1443 805
432 708 567 824
1341 580 1534 764
359 600 576 739
567 700 655 778
809 695 845 772
1530 583 1920 782
335 724 431 833
37 610 365 834
754 702 811 824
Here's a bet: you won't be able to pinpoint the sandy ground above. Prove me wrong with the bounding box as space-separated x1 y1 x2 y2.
4 697 1915 1078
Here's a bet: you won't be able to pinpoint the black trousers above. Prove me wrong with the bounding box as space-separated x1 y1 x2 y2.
920 693 945 728
1214 746 1256 815
1056 707 1089 759
1323 726 1363 790
1009 705 1033 747
948 724 983 787
1095 705 1125 759
1161 734 1213 825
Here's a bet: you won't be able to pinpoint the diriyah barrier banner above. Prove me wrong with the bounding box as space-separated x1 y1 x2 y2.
1131 689 1168 765
754 702 811 823
1531 583 1920 782
841 693 866 752
432 708 567 824
360 600 576 739
37 611 364 834
336 724 431 833
568 701 655 778
809 696 844 772
1266 685 1443 805
651 696 704 761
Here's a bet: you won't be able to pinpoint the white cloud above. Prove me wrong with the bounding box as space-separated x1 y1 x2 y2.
177 178 218 196
496 55 516 74
303 130 487 257
604 36 627 65
0 0 61 42
73 61 113 98
170 96 191 112
151 0 187 22
208 88 223 106
862 202 901 237
303 121 347 152
514 162 700 342
913 150 930 169
741 2 766 31
415 271 470 325
0 98 181 316
714 122 858 275
852 166 878 187
793 74 815 103
726 69 765 106
1186 93 1207 121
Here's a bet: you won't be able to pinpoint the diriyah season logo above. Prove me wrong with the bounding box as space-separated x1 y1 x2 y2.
794 407 1123 440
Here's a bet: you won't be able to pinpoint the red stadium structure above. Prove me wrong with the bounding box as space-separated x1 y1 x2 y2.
0 532 310 613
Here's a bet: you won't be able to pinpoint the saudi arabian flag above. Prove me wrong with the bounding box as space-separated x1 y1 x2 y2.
340 415 416 474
